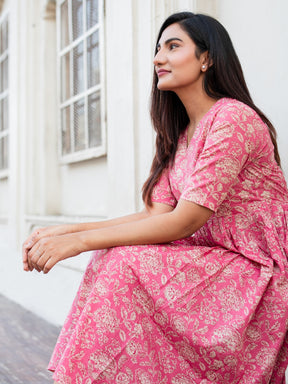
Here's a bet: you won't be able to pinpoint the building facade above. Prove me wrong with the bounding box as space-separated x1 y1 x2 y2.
0 0 287 326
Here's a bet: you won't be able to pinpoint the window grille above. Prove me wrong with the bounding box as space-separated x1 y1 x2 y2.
0 14 8 175
57 0 105 163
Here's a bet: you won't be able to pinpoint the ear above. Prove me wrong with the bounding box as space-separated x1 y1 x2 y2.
200 52 213 72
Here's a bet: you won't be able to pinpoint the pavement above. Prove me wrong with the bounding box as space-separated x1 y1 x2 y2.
0 294 60 383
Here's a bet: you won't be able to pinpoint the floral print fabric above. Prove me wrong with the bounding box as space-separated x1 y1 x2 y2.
49 98 288 383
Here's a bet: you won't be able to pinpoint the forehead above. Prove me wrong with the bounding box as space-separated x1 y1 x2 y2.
158 22 191 45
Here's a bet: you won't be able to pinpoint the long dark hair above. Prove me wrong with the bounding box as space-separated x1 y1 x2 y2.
142 12 280 206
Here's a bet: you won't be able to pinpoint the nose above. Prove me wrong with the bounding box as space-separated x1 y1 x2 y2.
153 48 166 67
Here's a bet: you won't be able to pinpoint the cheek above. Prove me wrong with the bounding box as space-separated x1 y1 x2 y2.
174 65 200 82
174 51 199 67
178 57 199 70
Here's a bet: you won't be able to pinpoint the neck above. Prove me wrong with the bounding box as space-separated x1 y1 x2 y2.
176 86 218 140
179 90 216 125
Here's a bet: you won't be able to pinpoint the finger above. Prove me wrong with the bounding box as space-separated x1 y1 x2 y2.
43 255 58 274
31 261 42 273
43 253 61 274
27 248 35 271
22 246 30 271
36 252 50 270
28 243 42 272
22 230 41 270
23 234 37 253
28 253 41 272
27 252 35 272
23 260 30 272
23 243 34 271
22 241 31 270
23 229 42 251
31 253 42 272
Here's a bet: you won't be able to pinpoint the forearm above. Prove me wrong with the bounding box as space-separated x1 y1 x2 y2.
77 200 213 252
78 210 197 252
27 214 179 274
25 200 212 274
70 211 150 233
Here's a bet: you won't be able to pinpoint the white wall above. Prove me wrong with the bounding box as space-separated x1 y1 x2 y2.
217 0 288 178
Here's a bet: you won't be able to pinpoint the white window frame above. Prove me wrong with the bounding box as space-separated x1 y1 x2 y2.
0 11 9 179
56 0 106 164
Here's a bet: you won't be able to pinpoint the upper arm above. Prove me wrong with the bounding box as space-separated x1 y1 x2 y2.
143 199 212 240
170 199 213 238
144 201 174 216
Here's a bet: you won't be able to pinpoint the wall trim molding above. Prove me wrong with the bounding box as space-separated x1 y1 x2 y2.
25 214 106 231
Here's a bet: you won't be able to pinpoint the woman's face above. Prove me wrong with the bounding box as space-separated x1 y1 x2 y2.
153 23 206 93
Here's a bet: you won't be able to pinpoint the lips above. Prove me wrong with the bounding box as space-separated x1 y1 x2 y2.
157 69 170 76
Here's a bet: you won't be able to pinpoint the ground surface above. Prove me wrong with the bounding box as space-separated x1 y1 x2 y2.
0 294 60 383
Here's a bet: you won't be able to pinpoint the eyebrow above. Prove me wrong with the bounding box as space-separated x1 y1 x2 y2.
156 37 183 50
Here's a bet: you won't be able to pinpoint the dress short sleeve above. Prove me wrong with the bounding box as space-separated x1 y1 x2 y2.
151 167 177 207
180 102 264 212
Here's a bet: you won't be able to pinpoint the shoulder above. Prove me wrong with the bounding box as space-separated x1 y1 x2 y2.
212 98 261 123
210 98 268 139
204 98 274 161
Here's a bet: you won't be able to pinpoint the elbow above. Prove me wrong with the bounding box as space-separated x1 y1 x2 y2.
176 225 196 240
167 213 197 241
167 204 213 241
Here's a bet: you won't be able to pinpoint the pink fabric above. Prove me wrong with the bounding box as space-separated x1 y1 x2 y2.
49 98 288 383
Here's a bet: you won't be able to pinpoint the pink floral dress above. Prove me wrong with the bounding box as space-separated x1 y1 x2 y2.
48 98 288 383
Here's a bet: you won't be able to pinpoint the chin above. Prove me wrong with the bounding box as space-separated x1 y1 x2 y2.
157 82 172 91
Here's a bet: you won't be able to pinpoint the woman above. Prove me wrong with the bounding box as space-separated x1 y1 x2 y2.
23 12 288 384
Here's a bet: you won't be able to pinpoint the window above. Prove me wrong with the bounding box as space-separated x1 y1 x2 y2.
57 0 105 163
0 14 8 175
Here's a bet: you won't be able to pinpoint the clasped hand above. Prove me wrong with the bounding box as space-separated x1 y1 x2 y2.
22 226 82 274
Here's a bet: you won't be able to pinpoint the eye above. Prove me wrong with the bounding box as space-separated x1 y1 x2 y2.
169 43 179 50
